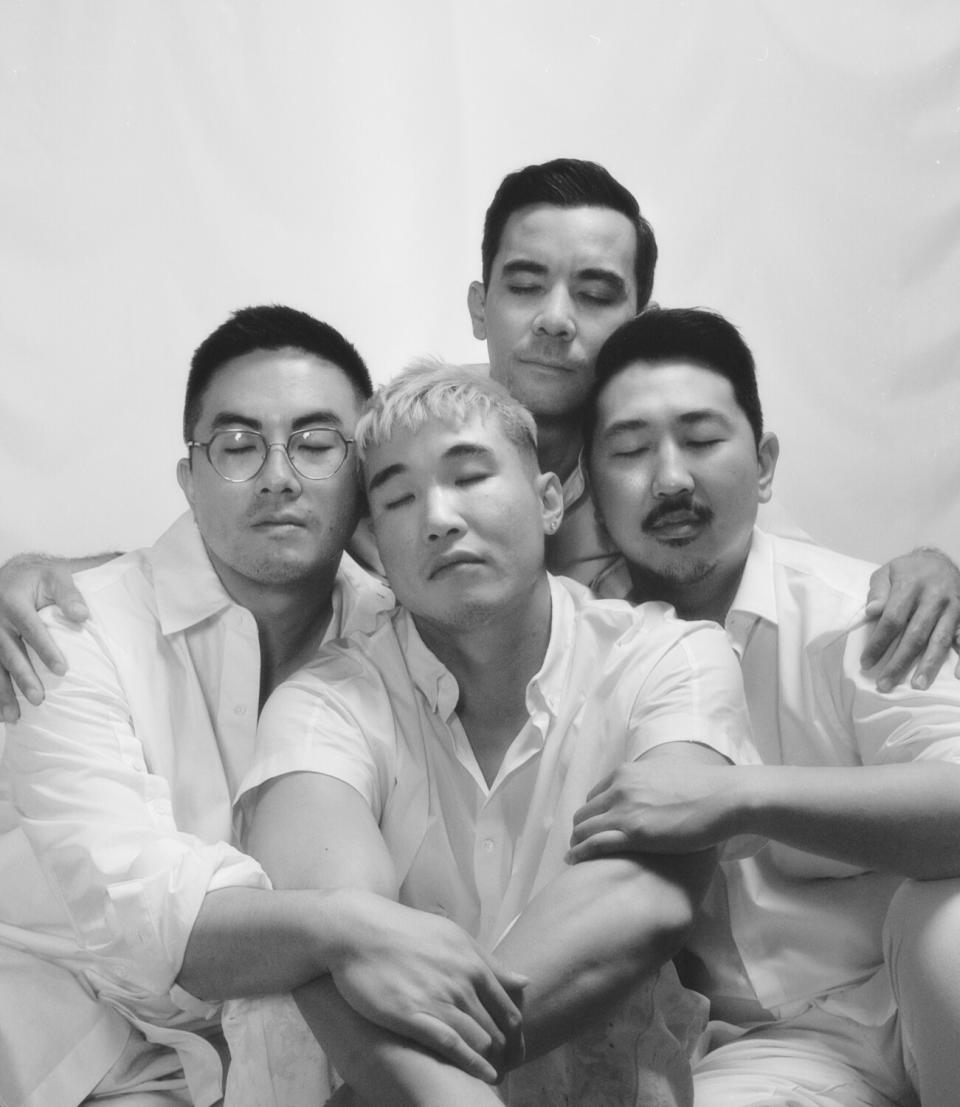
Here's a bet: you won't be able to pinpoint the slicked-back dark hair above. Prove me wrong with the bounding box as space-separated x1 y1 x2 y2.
584 307 764 452
481 158 657 310
183 304 373 442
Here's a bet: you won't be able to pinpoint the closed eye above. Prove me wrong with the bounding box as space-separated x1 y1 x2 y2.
455 472 490 487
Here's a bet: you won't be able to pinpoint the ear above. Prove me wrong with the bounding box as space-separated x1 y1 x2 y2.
177 455 196 511
467 280 487 341
536 471 565 535
757 432 779 504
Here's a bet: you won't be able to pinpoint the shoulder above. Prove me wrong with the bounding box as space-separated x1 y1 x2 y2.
554 573 736 675
272 610 406 712
762 531 877 631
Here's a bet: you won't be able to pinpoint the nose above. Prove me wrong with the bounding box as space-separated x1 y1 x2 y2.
533 285 576 341
258 442 303 495
652 443 695 499
423 486 465 543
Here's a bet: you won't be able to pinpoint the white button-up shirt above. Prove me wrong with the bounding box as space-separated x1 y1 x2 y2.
599 528 960 1027
237 574 755 1106
0 512 393 1107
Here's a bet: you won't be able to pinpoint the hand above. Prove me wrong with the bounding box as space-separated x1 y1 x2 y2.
329 891 527 1084
0 556 89 723
861 548 960 692
567 758 737 862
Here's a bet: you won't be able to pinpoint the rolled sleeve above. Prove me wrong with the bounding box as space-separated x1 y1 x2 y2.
831 619 960 767
3 616 268 1019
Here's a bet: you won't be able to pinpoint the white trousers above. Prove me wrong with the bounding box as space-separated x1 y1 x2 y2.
693 877 960 1107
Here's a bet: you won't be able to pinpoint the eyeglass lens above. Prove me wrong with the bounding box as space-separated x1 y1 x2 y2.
207 429 348 481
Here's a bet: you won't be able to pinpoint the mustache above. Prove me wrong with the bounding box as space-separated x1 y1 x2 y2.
641 493 713 532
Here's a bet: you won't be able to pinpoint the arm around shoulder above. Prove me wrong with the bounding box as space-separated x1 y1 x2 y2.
0 549 118 720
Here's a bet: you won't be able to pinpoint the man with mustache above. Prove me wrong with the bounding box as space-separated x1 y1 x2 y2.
575 305 960 1107
1 162 958 710
468 158 960 688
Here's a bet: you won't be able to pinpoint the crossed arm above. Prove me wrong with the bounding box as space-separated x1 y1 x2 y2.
244 745 722 1103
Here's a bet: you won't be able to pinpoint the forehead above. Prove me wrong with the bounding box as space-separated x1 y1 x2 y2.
196 348 363 427
596 360 746 429
365 413 529 483
494 204 637 282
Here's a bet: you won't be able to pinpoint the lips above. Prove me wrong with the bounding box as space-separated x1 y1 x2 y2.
252 515 307 528
642 503 712 542
428 552 485 579
518 356 579 374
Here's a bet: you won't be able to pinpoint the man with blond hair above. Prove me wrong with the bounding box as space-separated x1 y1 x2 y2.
222 361 757 1106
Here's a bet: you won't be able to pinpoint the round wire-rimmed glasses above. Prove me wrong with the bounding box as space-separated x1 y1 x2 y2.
186 427 354 482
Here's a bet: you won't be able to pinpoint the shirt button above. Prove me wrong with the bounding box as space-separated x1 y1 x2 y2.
481 838 495 853
234 705 247 716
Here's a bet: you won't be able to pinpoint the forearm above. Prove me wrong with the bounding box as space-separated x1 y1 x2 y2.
294 977 502 1107
177 884 363 1000
494 851 714 1061
727 762 960 879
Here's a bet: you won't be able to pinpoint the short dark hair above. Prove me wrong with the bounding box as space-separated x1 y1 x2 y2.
183 304 373 442
584 307 764 451
481 158 657 310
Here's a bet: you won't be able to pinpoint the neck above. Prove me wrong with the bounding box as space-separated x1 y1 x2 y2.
627 561 745 627
535 415 583 484
415 574 553 784
211 554 339 707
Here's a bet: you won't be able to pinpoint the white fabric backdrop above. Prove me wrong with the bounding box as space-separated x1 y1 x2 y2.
2 0 958 564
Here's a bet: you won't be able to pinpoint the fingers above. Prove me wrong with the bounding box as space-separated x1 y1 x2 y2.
908 605 960 691
863 565 890 621
402 1010 499 1084
472 957 526 1070
860 597 915 674
0 612 63 717
48 579 89 625
0 669 21 725
565 829 630 864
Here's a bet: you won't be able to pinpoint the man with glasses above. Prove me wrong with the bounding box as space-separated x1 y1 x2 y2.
0 305 524 1107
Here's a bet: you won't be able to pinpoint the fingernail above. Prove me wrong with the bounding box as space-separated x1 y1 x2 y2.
914 675 929 691
2 705 18 724
877 679 892 693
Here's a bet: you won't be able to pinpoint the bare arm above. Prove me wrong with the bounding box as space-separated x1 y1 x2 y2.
495 741 720 1061
569 755 960 881
246 772 526 1086
862 548 960 691
0 551 117 720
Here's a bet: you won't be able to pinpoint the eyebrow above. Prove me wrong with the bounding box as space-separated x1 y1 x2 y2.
367 441 496 493
602 410 731 438
500 259 549 280
207 410 346 433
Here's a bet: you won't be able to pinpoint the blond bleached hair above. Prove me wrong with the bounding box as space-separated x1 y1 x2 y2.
354 358 540 470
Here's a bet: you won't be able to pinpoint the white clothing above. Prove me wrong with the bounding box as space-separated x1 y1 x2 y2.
702 529 960 1026
0 512 392 1107
227 574 756 1106
595 528 960 1103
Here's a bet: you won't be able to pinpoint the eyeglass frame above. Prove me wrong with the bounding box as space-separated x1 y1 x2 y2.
185 426 355 483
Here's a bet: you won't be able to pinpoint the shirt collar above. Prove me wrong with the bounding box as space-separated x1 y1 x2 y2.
726 527 778 626
395 574 576 723
149 512 395 642
149 513 236 636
